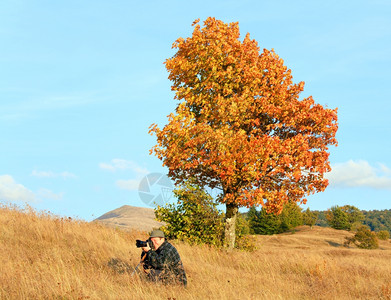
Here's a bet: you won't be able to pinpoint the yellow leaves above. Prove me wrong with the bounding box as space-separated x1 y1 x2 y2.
150 17 338 211
192 18 200 26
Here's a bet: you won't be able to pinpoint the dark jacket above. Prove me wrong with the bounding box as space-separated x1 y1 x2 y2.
142 240 187 286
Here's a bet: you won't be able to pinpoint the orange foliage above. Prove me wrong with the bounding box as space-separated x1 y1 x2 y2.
150 17 338 213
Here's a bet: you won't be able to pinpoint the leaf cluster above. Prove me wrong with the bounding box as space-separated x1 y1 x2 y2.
150 17 338 214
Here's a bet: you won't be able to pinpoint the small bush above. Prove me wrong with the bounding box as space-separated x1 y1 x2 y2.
344 226 379 249
155 182 224 247
350 221 364 232
235 235 257 252
376 230 390 240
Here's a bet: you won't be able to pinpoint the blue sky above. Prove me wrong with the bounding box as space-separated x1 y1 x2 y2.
1 0 390 221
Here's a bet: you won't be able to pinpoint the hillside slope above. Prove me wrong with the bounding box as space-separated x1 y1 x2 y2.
94 205 164 232
259 225 391 250
1 204 391 299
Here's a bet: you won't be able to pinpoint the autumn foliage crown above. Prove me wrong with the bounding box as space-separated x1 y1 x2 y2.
150 17 338 213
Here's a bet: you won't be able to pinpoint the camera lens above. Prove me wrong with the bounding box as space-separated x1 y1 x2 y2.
136 240 148 248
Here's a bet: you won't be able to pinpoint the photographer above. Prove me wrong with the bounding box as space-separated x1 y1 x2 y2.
138 229 187 286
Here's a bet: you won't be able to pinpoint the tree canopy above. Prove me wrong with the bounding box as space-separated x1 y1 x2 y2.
150 17 338 248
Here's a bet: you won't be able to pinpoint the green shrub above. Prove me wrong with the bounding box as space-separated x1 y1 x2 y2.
235 235 257 252
155 182 258 251
376 230 390 240
236 213 251 237
351 221 365 232
302 208 318 229
234 214 256 251
247 202 303 235
327 205 364 231
279 202 303 231
342 205 364 228
344 226 379 249
327 206 350 230
155 182 224 247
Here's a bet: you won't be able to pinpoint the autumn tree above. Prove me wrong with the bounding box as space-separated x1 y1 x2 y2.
150 17 338 249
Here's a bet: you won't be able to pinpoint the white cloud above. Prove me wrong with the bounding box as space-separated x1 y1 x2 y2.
0 175 35 202
99 159 149 175
98 162 117 171
379 164 391 175
116 179 140 191
326 160 391 190
31 170 77 179
100 159 150 192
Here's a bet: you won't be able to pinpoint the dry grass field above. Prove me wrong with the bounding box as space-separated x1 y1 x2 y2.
1 204 391 300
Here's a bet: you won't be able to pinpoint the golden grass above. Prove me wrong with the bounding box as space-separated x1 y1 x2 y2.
1 204 391 300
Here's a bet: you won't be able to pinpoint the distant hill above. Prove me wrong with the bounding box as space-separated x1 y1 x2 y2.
94 205 164 232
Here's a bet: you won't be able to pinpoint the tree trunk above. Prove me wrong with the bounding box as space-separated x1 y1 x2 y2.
224 202 239 249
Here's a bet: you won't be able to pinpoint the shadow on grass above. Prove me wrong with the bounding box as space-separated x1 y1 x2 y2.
326 240 343 247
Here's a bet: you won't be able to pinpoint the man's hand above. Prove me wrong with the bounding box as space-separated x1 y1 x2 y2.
141 245 151 252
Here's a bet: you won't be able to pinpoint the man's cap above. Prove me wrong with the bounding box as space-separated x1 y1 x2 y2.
150 229 165 238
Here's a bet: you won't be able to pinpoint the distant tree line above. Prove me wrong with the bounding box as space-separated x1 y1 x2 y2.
315 207 391 235
362 210 391 233
246 204 391 238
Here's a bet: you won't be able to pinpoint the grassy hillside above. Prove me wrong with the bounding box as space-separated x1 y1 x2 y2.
1 204 391 300
94 205 165 232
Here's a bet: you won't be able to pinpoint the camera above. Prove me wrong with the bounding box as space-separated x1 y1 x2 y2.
136 238 153 248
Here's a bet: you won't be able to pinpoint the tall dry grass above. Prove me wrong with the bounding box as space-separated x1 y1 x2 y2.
1 203 391 300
